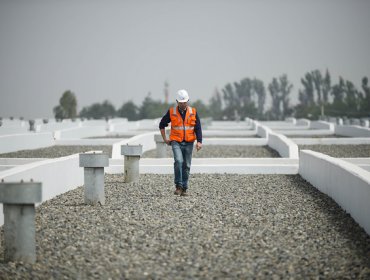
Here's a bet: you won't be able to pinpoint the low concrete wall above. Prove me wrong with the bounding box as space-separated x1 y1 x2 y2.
0 126 29 135
292 137 370 145
256 124 272 138
0 154 85 226
299 150 370 235
268 132 299 159
112 131 157 159
203 138 267 145
296 119 310 126
310 121 334 131
107 119 129 133
0 132 55 154
54 126 107 139
335 125 370 137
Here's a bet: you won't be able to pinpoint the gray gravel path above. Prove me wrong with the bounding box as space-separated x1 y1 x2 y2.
299 145 370 158
1 174 369 279
0 146 113 158
143 145 280 158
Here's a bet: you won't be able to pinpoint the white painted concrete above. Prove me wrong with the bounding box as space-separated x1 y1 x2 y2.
310 121 335 131
296 119 310 126
112 131 157 159
203 138 267 145
106 158 299 175
0 133 55 154
299 150 370 235
256 124 272 138
54 126 107 139
268 132 299 159
203 130 256 137
276 129 334 136
0 153 85 226
55 139 122 146
342 158 370 172
335 125 370 137
292 138 370 145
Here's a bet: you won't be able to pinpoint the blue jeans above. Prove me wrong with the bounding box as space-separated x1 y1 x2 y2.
171 141 194 190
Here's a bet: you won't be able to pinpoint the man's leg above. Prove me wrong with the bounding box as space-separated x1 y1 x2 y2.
171 141 184 191
181 142 194 191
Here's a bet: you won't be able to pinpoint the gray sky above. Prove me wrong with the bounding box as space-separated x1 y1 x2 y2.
1 0 369 118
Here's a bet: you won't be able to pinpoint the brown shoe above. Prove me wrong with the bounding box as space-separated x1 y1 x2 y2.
180 189 188 196
174 186 182 195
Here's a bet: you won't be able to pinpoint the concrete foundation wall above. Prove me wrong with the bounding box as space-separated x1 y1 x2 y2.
335 125 370 137
257 124 271 138
0 154 84 226
0 133 55 154
310 121 334 131
268 132 299 159
55 126 107 139
0 126 29 135
296 119 310 126
299 150 370 235
112 131 157 159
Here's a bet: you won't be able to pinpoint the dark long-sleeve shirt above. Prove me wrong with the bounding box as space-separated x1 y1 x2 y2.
159 107 202 143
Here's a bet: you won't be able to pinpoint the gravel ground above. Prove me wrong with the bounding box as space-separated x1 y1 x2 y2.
143 145 280 158
0 146 113 158
1 174 369 279
299 145 370 158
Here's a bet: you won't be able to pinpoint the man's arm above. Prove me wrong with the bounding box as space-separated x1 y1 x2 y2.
195 112 202 151
159 110 171 145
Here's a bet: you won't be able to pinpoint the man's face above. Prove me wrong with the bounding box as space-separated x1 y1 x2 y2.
177 101 188 111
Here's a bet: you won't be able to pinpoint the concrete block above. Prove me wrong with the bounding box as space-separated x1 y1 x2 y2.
0 182 42 204
0 181 42 263
84 167 105 205
121 144 143 156
79 152 109 168
124 156 140 182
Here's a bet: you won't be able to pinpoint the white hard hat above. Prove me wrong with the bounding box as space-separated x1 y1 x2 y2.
176 89 189 102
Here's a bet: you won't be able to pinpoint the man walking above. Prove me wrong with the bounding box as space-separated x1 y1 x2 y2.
159 89 202 196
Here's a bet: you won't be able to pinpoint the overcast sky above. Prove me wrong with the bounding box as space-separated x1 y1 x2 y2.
1 0 369 118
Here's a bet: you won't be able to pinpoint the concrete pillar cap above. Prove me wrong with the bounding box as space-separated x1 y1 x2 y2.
79 152 109 167
121 144 142 156
0 182 42 204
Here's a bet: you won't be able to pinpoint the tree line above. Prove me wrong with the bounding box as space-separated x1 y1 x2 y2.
54 69 369 121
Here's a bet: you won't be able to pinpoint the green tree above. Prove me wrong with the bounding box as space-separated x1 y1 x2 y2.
279 74 293 117
268 77 281 119
79 100 116 119
252 79 266 119
361 77 370 114
53 90 77 120
139 93 169 119
222 79 257 120
191 99 210 118
209 88 223 120
117 101 139 120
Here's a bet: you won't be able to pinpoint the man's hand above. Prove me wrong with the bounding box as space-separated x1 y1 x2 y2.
196 142 202 151
165 139 171 145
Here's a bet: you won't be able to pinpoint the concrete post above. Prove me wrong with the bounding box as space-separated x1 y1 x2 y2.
337 118 343 125
360 119 369 128
121 145 142 182
0 181 42 263
28 120 35 131
154 134 167 158
79 152 109 205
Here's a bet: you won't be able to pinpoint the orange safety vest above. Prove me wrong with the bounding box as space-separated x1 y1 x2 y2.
169 105 197 142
